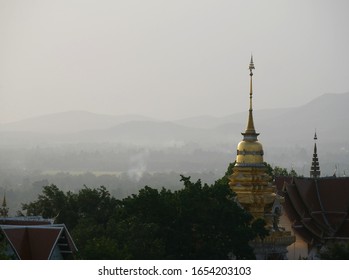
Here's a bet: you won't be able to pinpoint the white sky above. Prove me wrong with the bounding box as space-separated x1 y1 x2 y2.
0 0 349 123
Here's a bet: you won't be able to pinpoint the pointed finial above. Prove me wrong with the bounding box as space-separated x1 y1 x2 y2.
249 54 255 74
310 131 320 178
243 55 258 137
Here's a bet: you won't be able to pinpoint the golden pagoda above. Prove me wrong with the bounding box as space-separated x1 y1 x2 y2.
229 56 295 259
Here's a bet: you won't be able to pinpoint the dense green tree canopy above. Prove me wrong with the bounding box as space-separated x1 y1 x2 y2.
319 242 349 260
263 163 298 179
20 174 268 260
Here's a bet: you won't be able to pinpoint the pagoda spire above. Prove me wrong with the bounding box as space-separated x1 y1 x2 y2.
310 131 321 178
243 55 259 140
0 192 9 217
229 56 296 258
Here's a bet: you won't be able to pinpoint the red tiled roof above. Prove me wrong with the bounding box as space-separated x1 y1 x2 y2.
0 224 77 260
280 177 349 244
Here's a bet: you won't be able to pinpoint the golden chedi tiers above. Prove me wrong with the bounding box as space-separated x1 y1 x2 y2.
229 56 295 259
229 56 275 221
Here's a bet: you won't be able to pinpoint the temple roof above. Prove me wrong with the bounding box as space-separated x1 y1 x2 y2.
277 176 349 244
0 218 77 259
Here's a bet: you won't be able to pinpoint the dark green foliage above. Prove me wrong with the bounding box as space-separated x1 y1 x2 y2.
21 172 266 259
0 235 11 260
22 185 66 218
319 242 349 260
264 163 298 180
251 218 269 240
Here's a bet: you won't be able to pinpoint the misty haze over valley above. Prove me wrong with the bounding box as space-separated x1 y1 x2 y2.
0 92 348 214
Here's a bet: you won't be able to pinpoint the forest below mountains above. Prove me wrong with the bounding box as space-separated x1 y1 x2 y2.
1 168 220 216
3 163 347 260
19 170 270 260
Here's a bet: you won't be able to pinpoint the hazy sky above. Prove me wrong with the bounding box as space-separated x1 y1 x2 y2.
1 0 349 123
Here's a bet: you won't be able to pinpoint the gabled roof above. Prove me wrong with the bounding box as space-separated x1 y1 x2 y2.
278 176 349 245
0 224 77 260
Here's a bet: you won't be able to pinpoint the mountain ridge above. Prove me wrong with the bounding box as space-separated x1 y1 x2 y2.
0 92 348 176
0 92 348 146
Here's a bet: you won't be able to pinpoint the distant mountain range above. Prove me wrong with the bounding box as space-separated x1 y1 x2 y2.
0 92 348 175
0 111 156 134
0 92 348 145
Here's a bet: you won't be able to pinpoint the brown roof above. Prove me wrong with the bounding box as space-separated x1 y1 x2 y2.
280 177 349 244
0 224 77 260
0 217 52 226
274 176 293 194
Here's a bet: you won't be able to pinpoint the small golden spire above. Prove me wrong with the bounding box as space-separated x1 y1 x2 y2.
244 55 257 137
249 55 254 110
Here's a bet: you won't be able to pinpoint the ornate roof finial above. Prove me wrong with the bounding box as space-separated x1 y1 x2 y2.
249 54 255 74
310 131 321 178
243 55 258 139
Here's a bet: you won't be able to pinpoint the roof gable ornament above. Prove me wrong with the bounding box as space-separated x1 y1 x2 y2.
310 131 321 178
